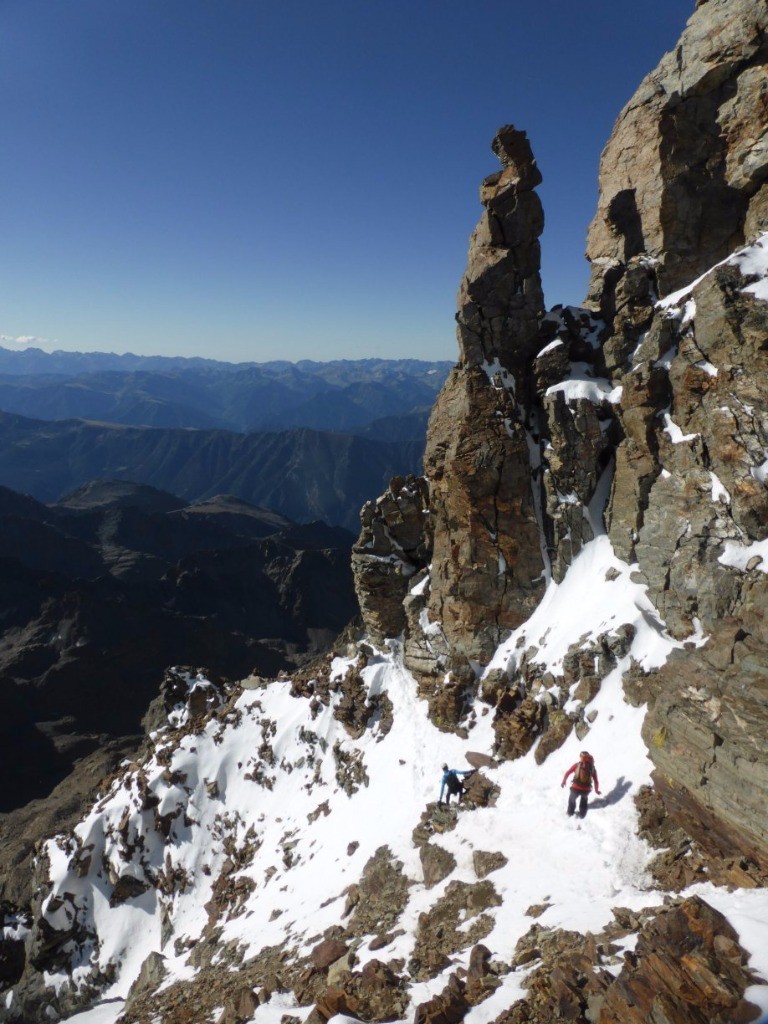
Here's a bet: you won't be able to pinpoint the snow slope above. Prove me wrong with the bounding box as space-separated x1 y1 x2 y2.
13 508 766 1023
13 235 768 1024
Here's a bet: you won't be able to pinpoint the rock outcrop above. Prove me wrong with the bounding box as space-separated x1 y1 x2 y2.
351 476 430 646
491 897 762 1024
643 616 768 876
597 896 762 1024
586 0 768 325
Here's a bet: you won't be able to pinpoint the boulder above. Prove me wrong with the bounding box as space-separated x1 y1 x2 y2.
313 960 409 1023
310 939 349 972
420 844 457 889
472 851 508 880
598 896 763 1024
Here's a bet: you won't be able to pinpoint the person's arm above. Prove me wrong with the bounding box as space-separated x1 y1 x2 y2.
592 767 600 795
561 764 576 788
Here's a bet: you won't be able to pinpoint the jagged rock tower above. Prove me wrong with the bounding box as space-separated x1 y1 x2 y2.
423 127 547 663
354 128 555 679
353 125 616 678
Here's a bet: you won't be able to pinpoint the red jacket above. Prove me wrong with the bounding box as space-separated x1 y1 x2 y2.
562 760 600 793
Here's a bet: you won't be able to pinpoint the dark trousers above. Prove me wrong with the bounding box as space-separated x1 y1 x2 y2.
567 788 588 818
445 781 463 805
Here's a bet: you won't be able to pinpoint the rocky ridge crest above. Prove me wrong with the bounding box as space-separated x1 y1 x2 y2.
354 0 768 956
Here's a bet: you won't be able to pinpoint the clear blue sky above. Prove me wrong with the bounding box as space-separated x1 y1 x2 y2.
0 0 693 363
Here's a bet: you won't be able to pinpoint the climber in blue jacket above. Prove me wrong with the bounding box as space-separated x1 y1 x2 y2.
438 764 473 806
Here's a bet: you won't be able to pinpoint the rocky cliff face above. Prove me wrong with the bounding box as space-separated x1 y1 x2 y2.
354 0 768 894
423 127 548 664
583 0 768 876
586 0 768 318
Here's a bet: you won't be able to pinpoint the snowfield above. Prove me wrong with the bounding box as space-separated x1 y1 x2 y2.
23 524 767 1023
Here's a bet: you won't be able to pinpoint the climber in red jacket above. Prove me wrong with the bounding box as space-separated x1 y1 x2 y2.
561 751 600 818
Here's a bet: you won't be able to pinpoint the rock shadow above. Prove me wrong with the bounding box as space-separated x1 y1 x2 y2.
607 189 645 262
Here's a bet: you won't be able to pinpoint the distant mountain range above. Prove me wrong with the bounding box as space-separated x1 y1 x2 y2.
0 480 358 812
0 411 425 531
0 349 452 435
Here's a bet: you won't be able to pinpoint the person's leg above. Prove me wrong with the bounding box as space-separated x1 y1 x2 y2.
579 792 588 818
567 789 577 816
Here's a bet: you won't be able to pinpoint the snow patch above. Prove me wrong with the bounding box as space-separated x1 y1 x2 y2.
536 339 563 358
733 232 768 304
482 358 516 394
545 362 622 405
718 538 768 573
661 411 699 444
710 472 731 504
658 232 768 312
694 359 718 377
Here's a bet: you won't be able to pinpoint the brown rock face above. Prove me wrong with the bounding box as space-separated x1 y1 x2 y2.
598 897 762 1024
598 245 768 868
586 0 768 311
642 615 768 877
351 475 431 646
573 0 768 872
422 126 547 664
313 960 409 1023
425 365 544 663
607 263 768 636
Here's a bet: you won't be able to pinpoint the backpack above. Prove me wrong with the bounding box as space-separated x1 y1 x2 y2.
574 756 593 787
445 772 462 795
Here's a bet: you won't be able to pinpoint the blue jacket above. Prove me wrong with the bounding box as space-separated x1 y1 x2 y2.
439 768 472 801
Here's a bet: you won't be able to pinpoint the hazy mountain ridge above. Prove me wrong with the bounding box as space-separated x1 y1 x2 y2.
0 350 452 380
0 355 451 435
0 411 424 532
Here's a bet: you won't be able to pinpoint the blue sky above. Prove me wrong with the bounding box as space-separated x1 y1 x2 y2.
0 0 693 363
